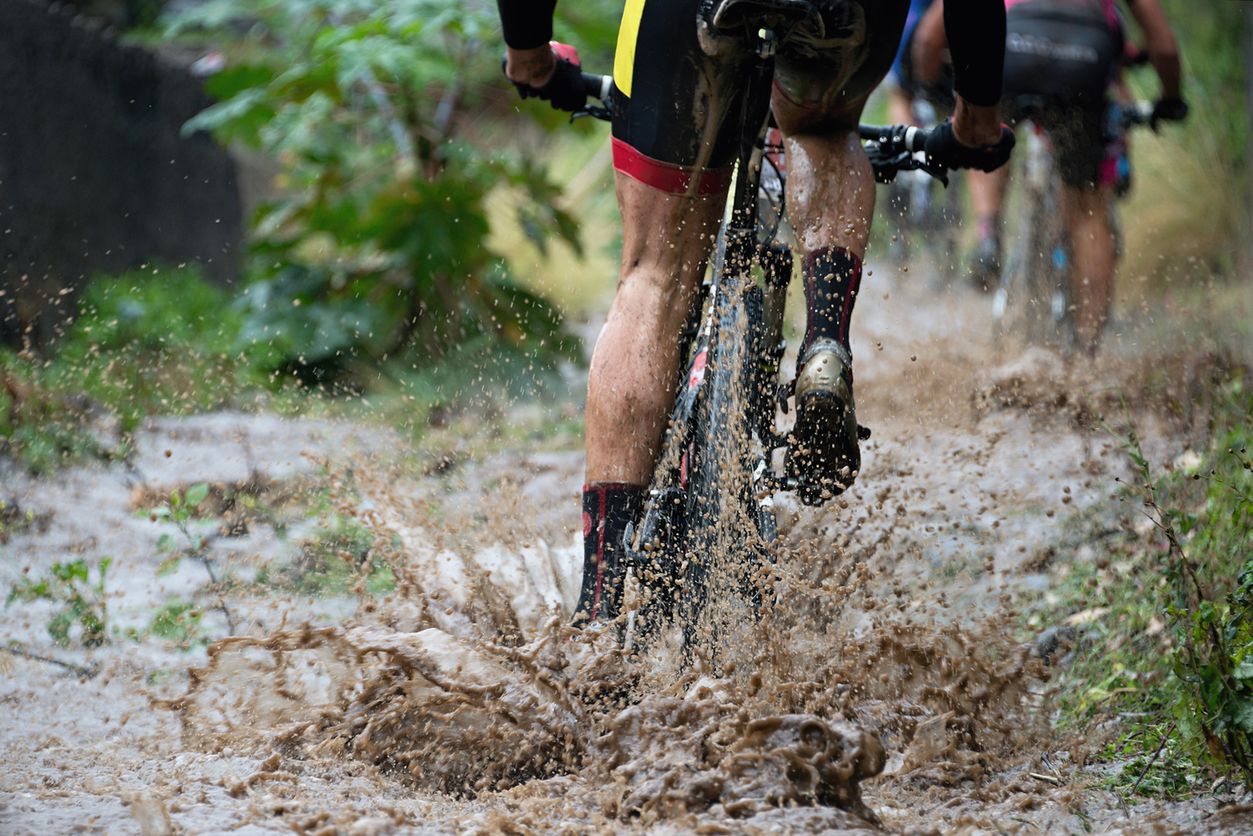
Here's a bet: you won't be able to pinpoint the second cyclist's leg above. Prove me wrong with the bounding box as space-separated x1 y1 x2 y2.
968 165 1011 290
1062 183 1116 352
1055 106 1117 353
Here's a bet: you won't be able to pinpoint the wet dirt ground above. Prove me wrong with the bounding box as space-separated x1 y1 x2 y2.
2 263 1250 834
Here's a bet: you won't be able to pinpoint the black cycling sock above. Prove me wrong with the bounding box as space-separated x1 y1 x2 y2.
801 246 863 356
572 482 645 627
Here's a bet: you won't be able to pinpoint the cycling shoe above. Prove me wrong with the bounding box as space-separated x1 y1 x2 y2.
785 339 860 505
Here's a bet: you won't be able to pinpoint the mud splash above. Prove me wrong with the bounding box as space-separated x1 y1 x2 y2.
161 450 1050 832
151 264 1087 832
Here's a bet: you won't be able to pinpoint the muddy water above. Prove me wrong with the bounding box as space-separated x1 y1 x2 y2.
1 265 1247 833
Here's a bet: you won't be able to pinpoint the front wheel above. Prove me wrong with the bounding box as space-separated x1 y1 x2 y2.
680 281 777 652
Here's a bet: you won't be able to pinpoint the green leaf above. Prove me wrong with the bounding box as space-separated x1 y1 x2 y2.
157 555 183 578
1233 699 1253 734
185 483 211 508
47 611 73 647
52 560 89 585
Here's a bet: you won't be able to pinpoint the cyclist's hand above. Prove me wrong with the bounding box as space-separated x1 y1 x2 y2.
1150 97 1189 131
504 42 586 113
925 121 1016 172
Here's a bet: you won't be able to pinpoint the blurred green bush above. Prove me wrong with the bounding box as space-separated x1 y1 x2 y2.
0 268 273 472
165 0 602 381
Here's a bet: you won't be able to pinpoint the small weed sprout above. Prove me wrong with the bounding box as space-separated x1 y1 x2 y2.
146 483 236 634
147 600 208 651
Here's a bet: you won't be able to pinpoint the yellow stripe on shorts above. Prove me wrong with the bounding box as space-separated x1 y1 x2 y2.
613 0 647 98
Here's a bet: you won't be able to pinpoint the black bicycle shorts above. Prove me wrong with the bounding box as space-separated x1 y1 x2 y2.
610 0 909 196
1002 0 1122 188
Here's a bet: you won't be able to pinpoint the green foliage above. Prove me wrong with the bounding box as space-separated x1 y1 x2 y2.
259 517 393 596
1158 0 1249 177
59 270 276 420
1122 1 1249 281
1151 416 1253 784
0 269 284 473
145 482 237 633
1043 377 1253 794
7 559 112 648
1099 721 1204 797
148 482 212 576
165 0 583 380
147 600 208 650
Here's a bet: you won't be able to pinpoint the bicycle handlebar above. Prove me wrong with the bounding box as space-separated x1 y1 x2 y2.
857 124 929 154
570 75 948 184
581 72 613 101
574 73 613 122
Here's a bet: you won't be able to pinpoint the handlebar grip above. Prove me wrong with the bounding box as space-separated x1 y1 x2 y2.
858 124 928 153
581 73 612 102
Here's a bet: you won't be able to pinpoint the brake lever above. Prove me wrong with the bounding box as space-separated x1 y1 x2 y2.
917 159 949 187
570 105 611 123
867 149 911 184
867 149 950 187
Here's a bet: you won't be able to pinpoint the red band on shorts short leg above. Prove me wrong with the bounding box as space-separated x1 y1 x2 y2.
611 137 732 196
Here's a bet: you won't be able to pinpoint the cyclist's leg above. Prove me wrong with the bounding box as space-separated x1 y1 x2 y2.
773 0 909 501
575 0 746 624
585 187 723 487
1053 106 1117 352
967 164 1011 289
1062 184 1116 350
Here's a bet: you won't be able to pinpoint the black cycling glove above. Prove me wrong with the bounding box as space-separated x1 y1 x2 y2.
924 121 1016 173
1150 97 1189 131
506 42 586 113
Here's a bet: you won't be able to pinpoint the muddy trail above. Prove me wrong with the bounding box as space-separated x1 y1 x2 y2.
2 263 1249 834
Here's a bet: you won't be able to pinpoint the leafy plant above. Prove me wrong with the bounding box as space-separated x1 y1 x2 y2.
1042 377 1253 794
7 559 112 648
165 0 583 381
1142 431 1253 784
147 482 237 633
259 517 394 596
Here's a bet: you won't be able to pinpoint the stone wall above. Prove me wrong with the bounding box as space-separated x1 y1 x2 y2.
0 0 243 347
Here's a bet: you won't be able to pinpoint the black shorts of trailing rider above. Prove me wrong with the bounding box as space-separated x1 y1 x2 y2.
1002 0 1124 189
606 0 1003 196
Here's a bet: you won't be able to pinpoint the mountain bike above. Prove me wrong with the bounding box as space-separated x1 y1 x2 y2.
991 99 1154 348
575 27 950 653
